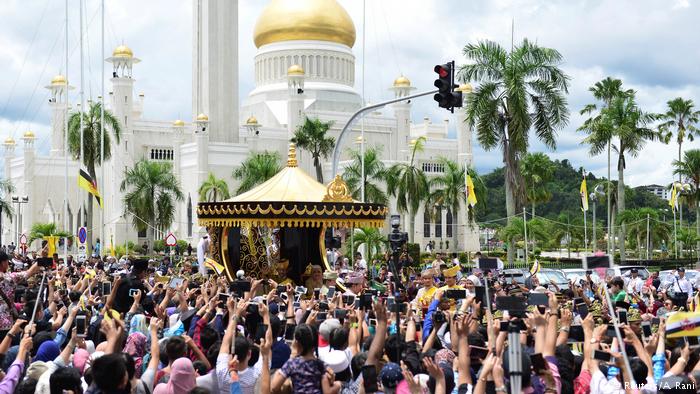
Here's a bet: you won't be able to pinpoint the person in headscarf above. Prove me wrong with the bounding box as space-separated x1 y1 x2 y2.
33 341 60 363
124 332 148 378
129 314 149 337
153 357 196 394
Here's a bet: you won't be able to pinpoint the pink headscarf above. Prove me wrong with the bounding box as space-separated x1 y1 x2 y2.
153 358 196 394
124 332 148 378
72 349 90 374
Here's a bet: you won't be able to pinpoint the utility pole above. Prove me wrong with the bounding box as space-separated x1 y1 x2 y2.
646 213 650 260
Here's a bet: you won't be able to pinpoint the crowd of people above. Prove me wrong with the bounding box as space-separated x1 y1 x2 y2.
0 246 698 394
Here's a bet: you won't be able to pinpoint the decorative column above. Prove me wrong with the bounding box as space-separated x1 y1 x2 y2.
2 138 16 245
244 116 261 152
45 75 73 157
287 64 306 139
194 113 209 203
21 131 36 232
172 119 185 236
389 75 415 161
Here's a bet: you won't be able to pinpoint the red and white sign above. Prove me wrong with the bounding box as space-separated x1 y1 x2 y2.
164 232 177 247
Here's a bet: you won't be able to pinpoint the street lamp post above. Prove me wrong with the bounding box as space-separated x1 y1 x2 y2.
11 196 29 246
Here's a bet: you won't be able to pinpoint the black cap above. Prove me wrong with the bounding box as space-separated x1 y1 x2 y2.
679 267 686 272
630 268 638 273
131 259 148 272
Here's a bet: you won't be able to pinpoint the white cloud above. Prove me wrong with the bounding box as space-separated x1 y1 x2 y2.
1 0 699 188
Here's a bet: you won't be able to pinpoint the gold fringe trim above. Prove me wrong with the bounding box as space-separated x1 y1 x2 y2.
197 217 386 229
198 203 387 217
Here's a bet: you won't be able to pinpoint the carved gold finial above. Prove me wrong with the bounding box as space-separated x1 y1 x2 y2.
323 175 354 202
287 143 298 167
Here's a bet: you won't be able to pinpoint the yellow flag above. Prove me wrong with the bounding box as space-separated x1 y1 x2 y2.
669 183 678 211
43 236 59 256
110 234 115 257
466 174 478 207
580 177 589 212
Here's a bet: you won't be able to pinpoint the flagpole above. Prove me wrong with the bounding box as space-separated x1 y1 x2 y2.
584 205 588 255
523 207 528 266
673 208 678 259
100 0 105 257
78 0 85 233
63 0 69 259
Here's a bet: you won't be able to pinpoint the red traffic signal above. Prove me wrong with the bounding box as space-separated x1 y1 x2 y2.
433 61 462 112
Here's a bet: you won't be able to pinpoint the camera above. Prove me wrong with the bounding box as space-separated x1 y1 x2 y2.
433 311 446 325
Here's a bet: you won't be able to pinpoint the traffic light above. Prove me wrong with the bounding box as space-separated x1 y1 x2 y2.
433 61 462 112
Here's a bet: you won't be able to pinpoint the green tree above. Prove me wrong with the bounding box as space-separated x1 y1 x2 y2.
659 98 700 182
198 172 230 202
427 158 485 248
67 102 121 249
232 151 282 195
498 217 549 257
579 77 634 255
120 160 184 252
291 117 335 183
459 39 570 264
520 152 555 217
351 227 388 261
579 94 658 261
342 146 388 204
386 137 429 243
673 149 700 254
0 178 14 241
28 222 71 249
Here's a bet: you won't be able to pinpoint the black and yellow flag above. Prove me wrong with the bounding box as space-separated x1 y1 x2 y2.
78 169 103 208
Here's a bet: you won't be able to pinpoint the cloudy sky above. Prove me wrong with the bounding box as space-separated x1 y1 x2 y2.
1 0 698 186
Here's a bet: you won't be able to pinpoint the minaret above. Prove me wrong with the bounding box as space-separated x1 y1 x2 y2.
21 131 36 229
244 116 261 152
105 44 139 243
389 75 415 161
172 119 185 235
192 0 239 143
1 137 15 245
287 65 309 171
455 83 480 252
45 75 73 156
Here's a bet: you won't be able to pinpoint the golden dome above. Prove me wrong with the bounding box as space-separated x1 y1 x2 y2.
50 74 67 86
172 119 185 127
456 83 473 93
112 45 133 58
246 116 259 125
393 75 411 87
287 64 305 76
253 0 356 48
3 137 15 145
23 131 35 139
196 113 209 122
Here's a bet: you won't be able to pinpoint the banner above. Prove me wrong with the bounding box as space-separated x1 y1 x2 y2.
580 176 589 212
466 174 478 207
78 169 103 208
666 311 700 338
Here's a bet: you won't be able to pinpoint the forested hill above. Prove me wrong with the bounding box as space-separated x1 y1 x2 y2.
474 158 668 225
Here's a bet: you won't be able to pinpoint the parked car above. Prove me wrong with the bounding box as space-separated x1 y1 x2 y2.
561 268 601 284
536 268 569 290
502 268 528 285
605 266 650 280
658 269 700 290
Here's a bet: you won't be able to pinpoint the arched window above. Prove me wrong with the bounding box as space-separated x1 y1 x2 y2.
187 194 193 237
435 207 442 238
423 208 430 238
446 209 453 238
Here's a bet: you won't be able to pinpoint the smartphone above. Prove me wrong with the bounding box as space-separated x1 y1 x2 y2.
389 302 407 314
593 349 613 362
361 293 374 310
470 346 488 360
615 300 631 311
569 326 585 342
652 317 661 326
606 325 617 338
128 289 139 297
318 302 329 312
37 257 53 268
688 336 700 347
445 289 468 300
327 286 336 298
369 318 377 327
474 286 486 305
293 301 300 308
101 282 111 295
276 285 287 295
361 365 379 393
313 288 321 299
334 309 348 320
576 303 589 319
530 353 548 373
342 295 355 306
246 303 259 315
231 280 252 296
254 324 268 343
295 286 307 294
527 293 549 306
169 277 184 289
284 324 296 341
642 322 652 337
617 310 627 324
499 320 509 332
76 315 87 337
387 297 396 307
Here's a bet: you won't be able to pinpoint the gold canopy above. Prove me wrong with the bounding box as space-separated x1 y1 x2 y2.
197 144 387 228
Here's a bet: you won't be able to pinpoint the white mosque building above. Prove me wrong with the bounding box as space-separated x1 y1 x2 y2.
1 0 479 254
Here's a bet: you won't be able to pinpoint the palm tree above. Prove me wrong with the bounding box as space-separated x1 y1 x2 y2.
580 94 658 261
673 149 700 255
0 178 14 245
458 39 570 264
28 222 71 250
67 102 121 249
427 157 485 247
520 152 555 217
232 151 282 195
291 117 335 183
120 160 184 252
342 146 388 205
579 77 634 255
386 137 429 242
198 172 230 202
498 217 549 258
351 227 387 261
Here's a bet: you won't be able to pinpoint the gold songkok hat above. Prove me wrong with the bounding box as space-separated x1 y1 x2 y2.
442 265 459 277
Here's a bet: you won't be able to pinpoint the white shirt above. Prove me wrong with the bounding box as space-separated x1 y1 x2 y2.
238 353 267 394
197 237 209 275
626 276 643 294
590 369 624 394
668 273 693 295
